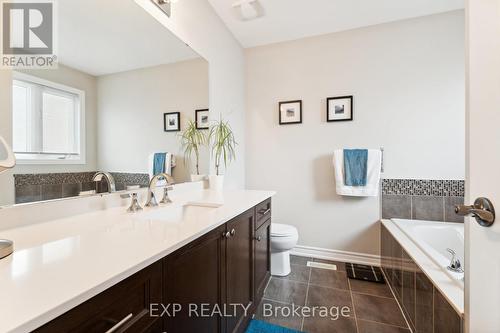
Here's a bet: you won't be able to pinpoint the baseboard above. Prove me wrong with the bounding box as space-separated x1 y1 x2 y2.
291 245 381 267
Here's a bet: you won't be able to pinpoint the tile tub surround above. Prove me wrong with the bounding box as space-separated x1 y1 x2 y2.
381 223 464 333
255 256 411 332
381 179 465 223
14 172 149 204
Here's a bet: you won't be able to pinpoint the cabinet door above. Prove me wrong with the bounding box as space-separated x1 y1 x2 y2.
164 224 226 333
254 219 271 302
225 209 255 333
34 261 163 333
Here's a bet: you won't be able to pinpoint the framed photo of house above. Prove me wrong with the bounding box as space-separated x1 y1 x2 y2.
164 112 181 132
195 109 210 130
279 100 302 125
327 96 353 122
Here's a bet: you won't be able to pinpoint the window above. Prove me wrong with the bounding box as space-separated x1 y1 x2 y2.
12 73 85 164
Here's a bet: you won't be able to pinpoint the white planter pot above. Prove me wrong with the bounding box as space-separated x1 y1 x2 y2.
191 174 206 182
209 175 224 191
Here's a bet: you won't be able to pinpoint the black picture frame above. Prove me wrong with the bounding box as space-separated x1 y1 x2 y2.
164 112 181 132
195 109 209 130
327 96 353 122
279 100 302 125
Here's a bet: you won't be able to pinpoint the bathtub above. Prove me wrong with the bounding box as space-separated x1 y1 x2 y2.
392 219 465 284
381 218 465 318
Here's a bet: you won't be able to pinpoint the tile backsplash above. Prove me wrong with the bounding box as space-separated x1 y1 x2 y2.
14 172 149 204
381 179 465 223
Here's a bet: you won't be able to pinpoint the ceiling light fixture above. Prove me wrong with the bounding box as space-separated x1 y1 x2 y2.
232 0 264 21
152 0 179 17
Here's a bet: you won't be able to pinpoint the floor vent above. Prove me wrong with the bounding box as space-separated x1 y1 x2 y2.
306 261 338 271
346 263 385 283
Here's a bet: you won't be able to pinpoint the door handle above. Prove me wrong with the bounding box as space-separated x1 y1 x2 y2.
259 208 271 216
455 197 495 227
104 313 133 333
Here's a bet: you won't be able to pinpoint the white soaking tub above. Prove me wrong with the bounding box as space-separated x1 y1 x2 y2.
392 219 465 283
381 218 464 315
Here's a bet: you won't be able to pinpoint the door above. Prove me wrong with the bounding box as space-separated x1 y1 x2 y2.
225 209 254 333
164 224 226 333
254 219 271 301
465 1 500 332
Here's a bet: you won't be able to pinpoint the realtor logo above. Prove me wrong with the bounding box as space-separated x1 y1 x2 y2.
1 0 57 68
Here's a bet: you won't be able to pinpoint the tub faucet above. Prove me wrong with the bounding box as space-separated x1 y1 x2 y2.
145 173 173 207
93 172 116 193
446 248 464 273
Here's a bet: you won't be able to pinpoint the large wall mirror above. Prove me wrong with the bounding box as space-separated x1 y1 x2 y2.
0 0 209 207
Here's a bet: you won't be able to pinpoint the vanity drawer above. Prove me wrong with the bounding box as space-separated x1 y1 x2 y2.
255 199 272 230
34 261 162 333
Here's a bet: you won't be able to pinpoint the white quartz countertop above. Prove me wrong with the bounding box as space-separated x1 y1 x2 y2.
0 189 275 333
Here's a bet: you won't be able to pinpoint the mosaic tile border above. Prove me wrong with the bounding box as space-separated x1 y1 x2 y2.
382 179 465 197
14 172 150 187
14 172 96 186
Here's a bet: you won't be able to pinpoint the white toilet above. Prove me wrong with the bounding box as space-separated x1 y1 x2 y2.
270 223 299 276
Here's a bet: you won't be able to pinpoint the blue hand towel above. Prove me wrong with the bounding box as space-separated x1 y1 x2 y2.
153 153 166 176
344 149 368 186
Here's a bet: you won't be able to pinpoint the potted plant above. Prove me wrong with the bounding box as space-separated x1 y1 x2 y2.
179 120 207 182
208 117 237 191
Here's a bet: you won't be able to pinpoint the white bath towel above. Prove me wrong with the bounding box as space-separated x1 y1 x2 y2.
333 149 382 197
148 153 176 186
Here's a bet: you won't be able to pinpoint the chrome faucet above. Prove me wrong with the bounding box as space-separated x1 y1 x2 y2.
93 172 116 193
145 173 173 207
446 248 464 273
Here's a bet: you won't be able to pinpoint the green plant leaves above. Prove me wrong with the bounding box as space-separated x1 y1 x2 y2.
209 117 237 176
179 120 207 175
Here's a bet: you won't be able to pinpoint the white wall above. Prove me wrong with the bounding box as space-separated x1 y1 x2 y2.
135 0 246 189
245 11 465 255
97 58 209 181
0 65 98 206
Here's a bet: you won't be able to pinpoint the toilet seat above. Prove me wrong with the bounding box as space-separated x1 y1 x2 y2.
271 223 298 237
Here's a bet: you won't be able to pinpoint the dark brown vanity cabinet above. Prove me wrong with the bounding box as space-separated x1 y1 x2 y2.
164 208 256 333
32 199 272 333
34 261 163 333
254 218 271 301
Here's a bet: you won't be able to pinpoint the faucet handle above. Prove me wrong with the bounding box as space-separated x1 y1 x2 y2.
160 186 173 204
446 248 464 273
127 193 143 213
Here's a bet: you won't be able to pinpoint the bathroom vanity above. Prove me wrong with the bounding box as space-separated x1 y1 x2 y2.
0 188 274 333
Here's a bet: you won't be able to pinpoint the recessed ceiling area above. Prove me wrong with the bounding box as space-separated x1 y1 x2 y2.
58 0 200 76
208 0 465 48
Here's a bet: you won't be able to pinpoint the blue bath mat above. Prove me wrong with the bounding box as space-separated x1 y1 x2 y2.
246 320 304 333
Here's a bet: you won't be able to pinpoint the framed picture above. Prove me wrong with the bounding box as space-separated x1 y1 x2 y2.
195 109 209 130
327 96 353 122
164 112 181 132
279 100 302 125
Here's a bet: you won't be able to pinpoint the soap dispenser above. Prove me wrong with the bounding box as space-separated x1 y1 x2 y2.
0 135 15 259
0 135 15 173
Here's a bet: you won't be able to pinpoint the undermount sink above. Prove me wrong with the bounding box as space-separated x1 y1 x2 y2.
134 204 218 223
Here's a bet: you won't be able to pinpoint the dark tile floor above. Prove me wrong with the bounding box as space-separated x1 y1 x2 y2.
254 256 410 333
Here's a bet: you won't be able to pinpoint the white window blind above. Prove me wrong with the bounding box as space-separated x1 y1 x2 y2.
12 73 85 164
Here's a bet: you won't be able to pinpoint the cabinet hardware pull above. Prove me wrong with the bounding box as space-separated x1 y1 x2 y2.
222 231 231 238
255 236 262 242
230 229 236 236
259 208 271 216
105 313 133 333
